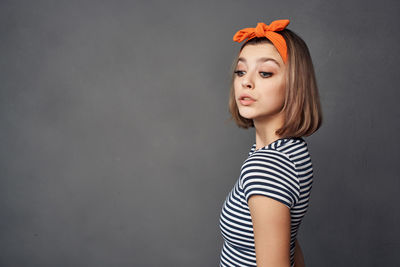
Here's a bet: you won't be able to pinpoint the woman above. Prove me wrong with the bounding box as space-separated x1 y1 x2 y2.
219 19 323 267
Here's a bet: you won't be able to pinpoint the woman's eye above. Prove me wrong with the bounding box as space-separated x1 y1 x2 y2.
260 72 272 78
234 70 272 78
234 70 245 77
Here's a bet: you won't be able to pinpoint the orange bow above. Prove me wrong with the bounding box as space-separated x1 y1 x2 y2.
233 19 290 63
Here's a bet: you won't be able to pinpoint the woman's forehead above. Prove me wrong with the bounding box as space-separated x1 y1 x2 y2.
238 44 282 66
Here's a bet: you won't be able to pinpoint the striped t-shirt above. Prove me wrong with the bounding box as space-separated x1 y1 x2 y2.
219 137 313 267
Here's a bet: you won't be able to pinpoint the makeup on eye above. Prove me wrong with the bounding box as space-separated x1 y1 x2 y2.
260 71 273 78
234 70 273 78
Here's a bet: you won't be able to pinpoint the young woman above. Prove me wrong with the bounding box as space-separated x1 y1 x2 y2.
219 20 322 267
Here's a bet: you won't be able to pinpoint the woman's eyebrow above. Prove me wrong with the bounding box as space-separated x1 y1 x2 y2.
237 57 280 67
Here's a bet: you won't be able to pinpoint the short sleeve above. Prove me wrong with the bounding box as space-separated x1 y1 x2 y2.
240 151 300 209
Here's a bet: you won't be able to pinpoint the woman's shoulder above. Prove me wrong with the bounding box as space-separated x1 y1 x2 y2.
247 137 307 161
243 147 297 175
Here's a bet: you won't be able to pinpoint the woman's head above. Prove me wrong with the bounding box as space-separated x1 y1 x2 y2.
229 28 323 138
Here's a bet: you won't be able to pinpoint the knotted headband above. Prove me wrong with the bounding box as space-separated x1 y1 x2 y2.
233 19 290 64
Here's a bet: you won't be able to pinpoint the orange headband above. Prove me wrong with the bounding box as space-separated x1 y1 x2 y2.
233 19 290 63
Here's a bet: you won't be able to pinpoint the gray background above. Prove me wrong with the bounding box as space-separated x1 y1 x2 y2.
1 0 399 266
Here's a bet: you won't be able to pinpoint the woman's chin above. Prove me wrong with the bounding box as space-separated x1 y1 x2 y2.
238 111 255 120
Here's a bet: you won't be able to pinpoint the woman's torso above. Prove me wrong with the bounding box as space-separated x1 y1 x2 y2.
219 137 314 267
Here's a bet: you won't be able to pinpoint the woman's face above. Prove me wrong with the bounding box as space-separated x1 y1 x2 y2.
234 43 287 122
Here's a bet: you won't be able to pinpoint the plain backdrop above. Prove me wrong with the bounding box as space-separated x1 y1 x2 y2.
1 0 399 266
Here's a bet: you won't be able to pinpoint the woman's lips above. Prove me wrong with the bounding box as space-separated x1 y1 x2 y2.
239 98 255 105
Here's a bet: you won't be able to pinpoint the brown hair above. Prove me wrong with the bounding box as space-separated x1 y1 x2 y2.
228 29 323 138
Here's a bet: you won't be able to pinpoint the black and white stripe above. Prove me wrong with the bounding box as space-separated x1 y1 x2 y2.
219 137 314 267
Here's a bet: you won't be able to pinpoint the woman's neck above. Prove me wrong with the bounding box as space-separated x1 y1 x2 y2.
253 112 285 150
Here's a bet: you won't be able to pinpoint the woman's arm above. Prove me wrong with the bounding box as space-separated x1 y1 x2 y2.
294 239 305 267
248 195 291 267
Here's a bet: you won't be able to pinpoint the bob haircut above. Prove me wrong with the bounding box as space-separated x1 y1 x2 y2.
228 28 323 138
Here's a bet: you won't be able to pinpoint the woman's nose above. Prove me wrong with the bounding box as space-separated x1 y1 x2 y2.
242 78 254 89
